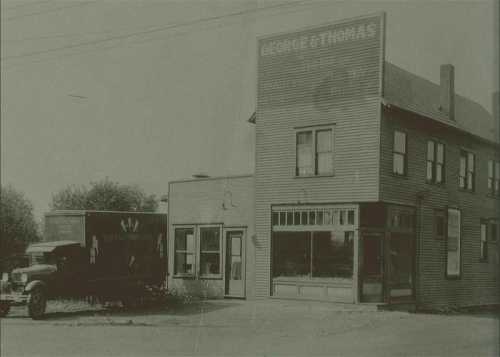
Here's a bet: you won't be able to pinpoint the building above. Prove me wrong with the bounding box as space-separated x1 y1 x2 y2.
168 13 499 309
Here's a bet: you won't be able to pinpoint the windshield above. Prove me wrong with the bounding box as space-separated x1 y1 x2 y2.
29 252 57 266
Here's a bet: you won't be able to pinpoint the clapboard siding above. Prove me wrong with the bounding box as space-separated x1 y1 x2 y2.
380 107 500 308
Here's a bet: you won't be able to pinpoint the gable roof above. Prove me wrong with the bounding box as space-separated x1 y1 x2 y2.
383 62 496 143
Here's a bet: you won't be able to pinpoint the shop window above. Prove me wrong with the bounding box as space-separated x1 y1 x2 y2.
296 127 334 177
426 140 445 183
272 231 353 281
480 221 488 261
393 130 407 175
459 151 475 191
199 227 221 277
488 160 500 196
174 227 195 276
446 208 461 278
434 210 445 240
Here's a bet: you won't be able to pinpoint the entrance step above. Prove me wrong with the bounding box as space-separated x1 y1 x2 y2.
377 301 416 313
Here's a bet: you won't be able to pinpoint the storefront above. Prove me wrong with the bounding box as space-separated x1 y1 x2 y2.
270 204 358 302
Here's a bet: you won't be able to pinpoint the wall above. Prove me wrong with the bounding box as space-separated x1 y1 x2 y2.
380 107 500 308
168 175 255 298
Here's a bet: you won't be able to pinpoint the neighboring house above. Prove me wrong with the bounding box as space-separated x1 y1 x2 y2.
168 13 499 309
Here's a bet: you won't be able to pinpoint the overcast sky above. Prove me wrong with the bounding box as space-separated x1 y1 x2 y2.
1 0 498 220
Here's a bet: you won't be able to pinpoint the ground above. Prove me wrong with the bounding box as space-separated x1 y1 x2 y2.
1 299 498 357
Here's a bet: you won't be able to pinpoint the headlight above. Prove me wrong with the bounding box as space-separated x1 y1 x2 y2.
1 273 8 282
21 273 28 283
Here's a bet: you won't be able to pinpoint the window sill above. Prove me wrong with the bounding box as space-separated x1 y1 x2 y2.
391 172 408 179
199 275 223 280
173 275 196 279
425 180 446 187
445 275 461 280
294 174 334 179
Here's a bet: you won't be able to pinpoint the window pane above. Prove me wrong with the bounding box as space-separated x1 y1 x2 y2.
297 132 313 176
459 155 466 176
279 212 286 225
467 153 474 172
272 212 279 226
393 153 405 174
301 211 308 225
495 162 500 178
297 131 312 145
394 131 406 153
436 164 443 183
312 231 353 279
427 141 435 161
309 211 315 225
467 172 473 190
488 160 493 178
426 161 433 181
437 143 444 163
339 210 345 225
175 252 194 274
347 210 355 225
317 152 333 174
200 252 220 275
200 227 220 251
488 178 493 190
175 228 194 251
272 232 311 278
459 176 465 189
294 211 301 225
481 224 487 242
316 211 323 225
324 210 332 225
286 212 293 225
316 130 332 152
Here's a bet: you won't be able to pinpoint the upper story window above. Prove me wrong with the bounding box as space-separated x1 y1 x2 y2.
296 127 333 177
487 160 500 196
426 140 445 183
393 130 407 175
480 220 488 261
459 150 475 191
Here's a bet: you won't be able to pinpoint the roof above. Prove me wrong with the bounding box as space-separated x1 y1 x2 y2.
383 62 496 143
169 174 254 185
250 62 497 143
26 240 81 253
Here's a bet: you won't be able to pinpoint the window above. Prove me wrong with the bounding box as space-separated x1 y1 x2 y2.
426 140 445 183
490 221 498 243
174 228 195 275
296 127 333 176
488 160 500 196
199 227 221 277
393 130 407 175
434 210 446 240
446 208 461 278
459 150 475 191
480 221 488 261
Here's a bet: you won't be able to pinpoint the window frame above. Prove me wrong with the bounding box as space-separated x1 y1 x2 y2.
426 140 445 184
173 225 196 278
487 160 500 197
392 130 407 176
445 207 461 279
480 220 488 262
197 224 223 279
434 209 446 240
295 125 334 177
459 150 475 192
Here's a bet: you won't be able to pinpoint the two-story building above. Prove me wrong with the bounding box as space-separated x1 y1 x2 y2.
168 13 499 309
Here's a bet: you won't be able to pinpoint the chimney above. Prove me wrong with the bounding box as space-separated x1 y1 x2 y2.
440 64 455 120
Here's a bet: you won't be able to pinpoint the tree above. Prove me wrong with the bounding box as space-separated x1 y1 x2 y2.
50 178 158 212
1 185 40 260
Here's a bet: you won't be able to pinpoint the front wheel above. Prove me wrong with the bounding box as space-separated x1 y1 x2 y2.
27 288 47 320
0 303 10 317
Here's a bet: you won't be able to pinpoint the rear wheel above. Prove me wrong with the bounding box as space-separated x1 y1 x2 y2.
0 303 10 317
27 288 47 320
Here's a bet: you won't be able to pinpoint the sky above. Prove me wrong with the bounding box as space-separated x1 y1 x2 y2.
1 0 498 221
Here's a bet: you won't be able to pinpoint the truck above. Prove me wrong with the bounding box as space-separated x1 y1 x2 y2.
0 210 167 319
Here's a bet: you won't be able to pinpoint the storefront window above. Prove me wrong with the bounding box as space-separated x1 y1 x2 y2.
174 228 195 275
199 227 221 276
272 231 353 281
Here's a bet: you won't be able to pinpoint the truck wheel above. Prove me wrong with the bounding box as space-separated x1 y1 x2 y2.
0 303 10 317
27 288 47 320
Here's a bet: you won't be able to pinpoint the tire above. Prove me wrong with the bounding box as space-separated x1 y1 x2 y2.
27 288 47 320
0 303 10 317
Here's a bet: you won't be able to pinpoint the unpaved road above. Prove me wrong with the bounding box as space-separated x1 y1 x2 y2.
1 299 498 356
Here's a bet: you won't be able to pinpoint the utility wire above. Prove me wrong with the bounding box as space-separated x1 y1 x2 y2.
1 0 306 62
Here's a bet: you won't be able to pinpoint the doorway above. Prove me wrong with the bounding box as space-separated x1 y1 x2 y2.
224 229 245 298
361 233 384 302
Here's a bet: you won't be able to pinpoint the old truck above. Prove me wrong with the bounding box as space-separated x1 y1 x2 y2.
0 210 167 319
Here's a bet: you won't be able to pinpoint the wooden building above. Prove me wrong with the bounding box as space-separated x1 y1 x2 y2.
168 13 499 308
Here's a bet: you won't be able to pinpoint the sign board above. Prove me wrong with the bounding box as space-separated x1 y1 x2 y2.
257 13 385 111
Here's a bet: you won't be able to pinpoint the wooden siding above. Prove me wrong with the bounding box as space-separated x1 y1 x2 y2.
380 107 500 308
168 175 255 298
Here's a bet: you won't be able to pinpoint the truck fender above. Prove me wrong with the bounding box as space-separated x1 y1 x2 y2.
24 280 47 294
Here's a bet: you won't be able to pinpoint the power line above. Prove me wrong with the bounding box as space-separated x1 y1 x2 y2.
1 0 306 62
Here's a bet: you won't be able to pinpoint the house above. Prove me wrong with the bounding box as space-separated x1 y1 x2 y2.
168 13 499 309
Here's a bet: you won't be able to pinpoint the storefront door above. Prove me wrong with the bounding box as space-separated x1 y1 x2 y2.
224 230 245 297
387 233 414 301
361 233 384 302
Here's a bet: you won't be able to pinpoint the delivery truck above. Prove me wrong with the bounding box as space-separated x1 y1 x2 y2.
0 210 167 319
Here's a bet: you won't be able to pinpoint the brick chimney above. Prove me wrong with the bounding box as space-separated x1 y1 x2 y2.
440 64 455 120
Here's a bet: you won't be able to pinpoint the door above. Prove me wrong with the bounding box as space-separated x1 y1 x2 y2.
225 230 245 297
387 233 414 301
360 233 384 302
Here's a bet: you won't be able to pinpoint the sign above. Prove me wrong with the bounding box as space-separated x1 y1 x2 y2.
257 13 385 111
